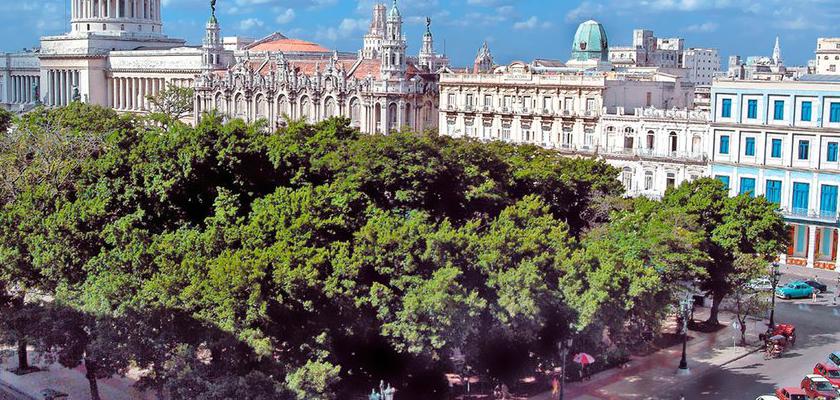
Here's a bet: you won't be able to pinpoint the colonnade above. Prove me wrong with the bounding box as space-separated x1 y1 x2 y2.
46 70 80 107
9 75 39 104
109 77 191 112
72 0 160 21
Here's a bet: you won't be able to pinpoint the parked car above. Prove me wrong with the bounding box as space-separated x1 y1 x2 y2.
804 280 829 293
814 363 840 388
827 352 840 368
749 277 774 292
756 396 780 400
775 387 809 400
776 281 816 299
801 374 838 399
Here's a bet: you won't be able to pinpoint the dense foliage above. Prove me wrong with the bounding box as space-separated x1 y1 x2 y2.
0 103 786 399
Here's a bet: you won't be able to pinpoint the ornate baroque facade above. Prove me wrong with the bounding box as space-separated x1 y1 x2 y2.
194 1 440 134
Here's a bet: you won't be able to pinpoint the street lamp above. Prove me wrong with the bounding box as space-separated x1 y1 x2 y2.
557 335 573 400
768 262 782 329
677 295 693 374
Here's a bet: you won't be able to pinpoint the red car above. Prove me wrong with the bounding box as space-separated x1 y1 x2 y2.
801 374 838 399
775 387 809 400
815 363 840 388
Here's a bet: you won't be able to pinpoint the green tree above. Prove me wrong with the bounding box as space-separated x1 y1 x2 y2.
663 178 788 325
147 83 195 124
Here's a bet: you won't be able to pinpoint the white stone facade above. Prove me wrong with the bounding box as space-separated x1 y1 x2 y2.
1 0 205 114
601 107 710 199
195 1 440 134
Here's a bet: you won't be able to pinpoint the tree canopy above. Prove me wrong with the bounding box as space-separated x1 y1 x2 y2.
0 104 787 398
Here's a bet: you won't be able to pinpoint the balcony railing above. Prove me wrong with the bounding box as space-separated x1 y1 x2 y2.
780 207 840 223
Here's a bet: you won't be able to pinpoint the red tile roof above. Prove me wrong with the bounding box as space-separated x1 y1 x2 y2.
249 38 331 53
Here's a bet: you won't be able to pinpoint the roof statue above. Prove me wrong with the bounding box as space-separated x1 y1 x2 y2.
209 0 218 23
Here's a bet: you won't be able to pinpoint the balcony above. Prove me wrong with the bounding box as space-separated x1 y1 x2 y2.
603 147 708 163
780 208 840 223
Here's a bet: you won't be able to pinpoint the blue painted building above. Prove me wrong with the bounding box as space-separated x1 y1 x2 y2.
710 76 840 271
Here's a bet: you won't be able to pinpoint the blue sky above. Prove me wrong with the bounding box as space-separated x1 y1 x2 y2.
1 0 838 67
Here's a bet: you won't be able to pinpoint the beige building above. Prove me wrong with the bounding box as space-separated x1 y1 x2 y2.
816 38 840 75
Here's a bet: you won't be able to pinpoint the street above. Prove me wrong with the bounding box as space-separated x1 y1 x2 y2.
659 291 840 399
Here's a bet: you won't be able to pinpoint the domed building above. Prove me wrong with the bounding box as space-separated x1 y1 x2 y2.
568 20 611 70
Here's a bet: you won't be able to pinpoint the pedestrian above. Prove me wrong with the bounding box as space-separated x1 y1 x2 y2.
813 288 818 302
551 375 560 400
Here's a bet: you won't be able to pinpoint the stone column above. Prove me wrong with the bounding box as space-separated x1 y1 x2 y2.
835 228 840 271
120 77 125 109
807 225 817 268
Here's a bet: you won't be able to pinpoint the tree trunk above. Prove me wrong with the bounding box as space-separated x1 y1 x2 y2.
85 358 101 400
11 295 29 371
16 338 28 371
706 292 725 326
739 319 748 345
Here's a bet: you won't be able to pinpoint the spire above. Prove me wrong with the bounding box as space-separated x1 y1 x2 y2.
773 35 783 66
388 0 400 19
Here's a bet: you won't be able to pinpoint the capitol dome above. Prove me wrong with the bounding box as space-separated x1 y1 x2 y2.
570 20 609 62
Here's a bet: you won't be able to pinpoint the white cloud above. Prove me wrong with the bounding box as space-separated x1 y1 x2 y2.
566 1 604 23
239 18 264 31
314 17 368 42
275 8 295 24
684 22 719 32
513 16 552 30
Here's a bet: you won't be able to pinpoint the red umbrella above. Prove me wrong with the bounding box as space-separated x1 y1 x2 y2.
573 353 596 366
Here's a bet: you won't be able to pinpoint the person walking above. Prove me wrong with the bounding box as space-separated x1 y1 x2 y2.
551 375 560 400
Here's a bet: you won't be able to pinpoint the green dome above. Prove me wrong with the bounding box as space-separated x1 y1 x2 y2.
571 20 609 62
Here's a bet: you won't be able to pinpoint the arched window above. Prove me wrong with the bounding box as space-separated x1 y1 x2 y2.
692 135 702 155
623 127 635 150
255 94 266 119
350 98 360 127
622 167 633 192
644 171 654 191
214 93 224 113
300 96 310 122
646 130 655 150
388 103 398 131
234 93 245 117
324 97 336 119
277 95 288 117
669 131 678 153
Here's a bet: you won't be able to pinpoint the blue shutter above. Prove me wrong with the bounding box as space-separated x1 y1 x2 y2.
820 185 838 217
798 140 810 160
828 142 838 162
771 139 782 158
802 101 812 122
747 100 757 119
745 137 755 156
740 177 756 197
796 226 806 254
792 182 810 214
822 229 833 258
716 175 730 190
765 180 781 204
774 100 784 120
831 103 840 123
720 135 730 154
721 99 732 118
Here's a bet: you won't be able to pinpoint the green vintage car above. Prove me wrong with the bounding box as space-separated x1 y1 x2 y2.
776 281 815 299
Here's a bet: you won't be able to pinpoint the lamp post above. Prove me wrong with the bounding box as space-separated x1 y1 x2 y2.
677 295 692 374
768 262 781 329
558 336 573 400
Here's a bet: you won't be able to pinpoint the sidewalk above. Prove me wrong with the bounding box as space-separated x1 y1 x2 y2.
0 350 150 400
781 263 839 282
529 308 766 400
